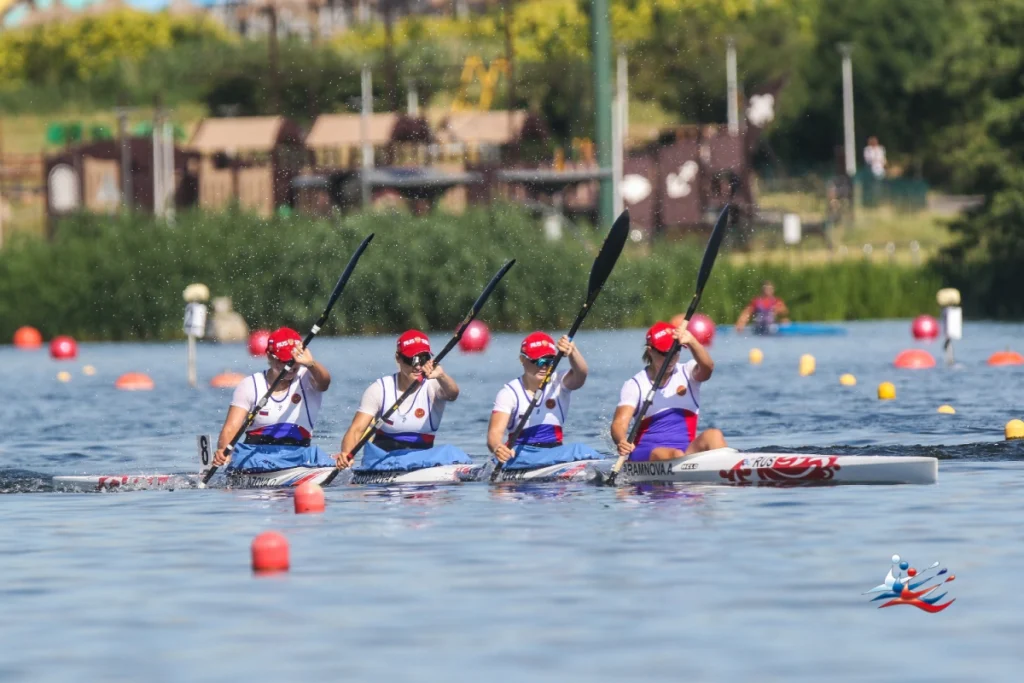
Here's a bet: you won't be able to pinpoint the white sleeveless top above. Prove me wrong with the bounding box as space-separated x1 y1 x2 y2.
230 368 323 441
356 374 448 448
492 371 572 446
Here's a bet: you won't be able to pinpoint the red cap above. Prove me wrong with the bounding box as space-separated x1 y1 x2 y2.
267 327 302 361
520 332 556 360
397 329 431 357
645 322 676 353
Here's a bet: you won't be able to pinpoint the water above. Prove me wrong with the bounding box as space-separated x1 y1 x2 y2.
3 320 1024 682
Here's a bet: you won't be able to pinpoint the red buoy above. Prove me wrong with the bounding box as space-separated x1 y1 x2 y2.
294 481 325 514
251 531 290 573
13 326 42 349
685 313 716 347
49 335 78 360
459 320 490 353
911 315 939 341
248 329 271 357
894 349 936 369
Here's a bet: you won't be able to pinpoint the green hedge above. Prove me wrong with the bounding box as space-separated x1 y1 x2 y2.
0 207 942 342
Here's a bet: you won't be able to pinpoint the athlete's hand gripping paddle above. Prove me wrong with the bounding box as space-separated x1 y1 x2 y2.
198 233 374 487
490 210 630 482
322 259 516 485
604 204 731 486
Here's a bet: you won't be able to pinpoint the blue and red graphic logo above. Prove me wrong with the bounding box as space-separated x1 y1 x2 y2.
864 554 956 613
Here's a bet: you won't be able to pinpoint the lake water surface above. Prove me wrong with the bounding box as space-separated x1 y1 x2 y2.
2 320 1023 682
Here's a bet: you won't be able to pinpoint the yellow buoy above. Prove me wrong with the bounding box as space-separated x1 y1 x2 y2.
749 348 764 365
57 371 72 383
878 382 896 400
839 373 857 386
798 354 816 376
1006 419 1024 441
82 365 96 376
937 405 956 415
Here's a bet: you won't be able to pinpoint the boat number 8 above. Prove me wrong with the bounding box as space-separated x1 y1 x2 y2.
198 435 212 466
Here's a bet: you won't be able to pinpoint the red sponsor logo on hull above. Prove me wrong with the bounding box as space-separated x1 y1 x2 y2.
719 455 841 484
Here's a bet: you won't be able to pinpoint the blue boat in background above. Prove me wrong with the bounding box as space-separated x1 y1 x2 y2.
720 322 847 337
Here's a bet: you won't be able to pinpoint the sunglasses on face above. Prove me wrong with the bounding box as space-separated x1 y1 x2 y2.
401 352 432 368
523 354 557 369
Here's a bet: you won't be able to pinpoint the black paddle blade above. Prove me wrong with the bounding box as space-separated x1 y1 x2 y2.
684 205 730 319
470 259 516 319
304 233 375 345
587 209 630 300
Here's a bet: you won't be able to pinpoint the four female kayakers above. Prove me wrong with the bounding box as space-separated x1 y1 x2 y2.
334 330 472 472
212 327 336 472
735 280 789 333
486 332 601 469
611 321 727 463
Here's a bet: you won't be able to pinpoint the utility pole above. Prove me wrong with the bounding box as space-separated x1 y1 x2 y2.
503 0 516 142
726 37 739 136
360 65 373 207
838 43 856 177
115 105 134 210
591 0 613 226
613 50 627 216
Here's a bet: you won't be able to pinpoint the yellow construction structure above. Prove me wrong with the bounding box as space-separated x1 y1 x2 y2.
452 56 508 112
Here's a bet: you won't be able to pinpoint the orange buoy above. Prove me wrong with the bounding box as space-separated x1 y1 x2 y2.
894 349 936 369
988 351 1024 367
13 326 42 349
115 372 155 391
210 372 246 389
49 335 78 360
252 531 290 573
294 481 325 514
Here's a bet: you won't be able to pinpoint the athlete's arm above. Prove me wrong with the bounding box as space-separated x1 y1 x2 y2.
611 405 636 457
559 336 588 390
293 344 331 391
487 410 515 462
678 329 714 382
735 304 753 330
337 411 375 466
213 406 249 466
775 299 790 320
422 360 459 401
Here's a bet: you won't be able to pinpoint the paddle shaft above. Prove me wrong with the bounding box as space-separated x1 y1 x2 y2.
199 233 375 486
322 260 516 486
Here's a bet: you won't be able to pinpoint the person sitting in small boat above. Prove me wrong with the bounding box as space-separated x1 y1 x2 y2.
735 280 789 333
611 321 727 463
212 327 335 473
487 332 601 470
335 330 471 472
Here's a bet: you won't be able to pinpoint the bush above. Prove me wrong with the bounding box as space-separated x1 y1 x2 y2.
0 207 941 342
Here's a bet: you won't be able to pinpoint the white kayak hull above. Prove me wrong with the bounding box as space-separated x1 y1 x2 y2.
588 448 938 486
52 464 481 492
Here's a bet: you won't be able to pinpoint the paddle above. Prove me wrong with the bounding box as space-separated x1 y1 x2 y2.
490 210 631 482
604 203 732 486
322 259 516 485
198 233 375 488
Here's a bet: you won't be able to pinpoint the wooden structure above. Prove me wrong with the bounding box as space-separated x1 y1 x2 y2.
189 116 308 217
43 138 198 236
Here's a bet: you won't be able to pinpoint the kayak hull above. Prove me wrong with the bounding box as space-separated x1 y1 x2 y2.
51 449 938 491
588 448 937 486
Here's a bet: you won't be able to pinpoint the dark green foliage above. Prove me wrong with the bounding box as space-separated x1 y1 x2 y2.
0 207 939 342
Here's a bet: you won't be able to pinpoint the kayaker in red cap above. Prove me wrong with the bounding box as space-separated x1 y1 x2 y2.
611 320 727 462
335 329 471 472
486 331 601 470
212 326 335 472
